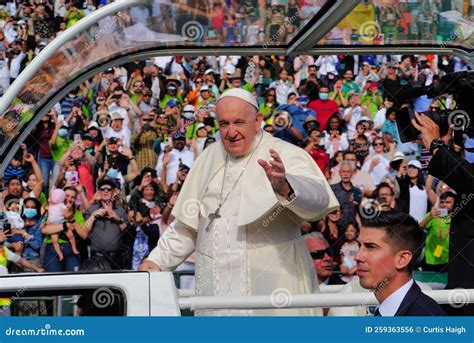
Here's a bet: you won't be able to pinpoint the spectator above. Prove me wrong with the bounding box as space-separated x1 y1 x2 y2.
339 223 359 283
83 180 129 270
308 85 339 130
341 69 361 96
330 160 361 228
361 137 390 186
269 69 295 105
398 160 428 223
304 232 344 317
322 114 349 158
156 131 194 185
343 94 370 139
303 124 329 179
419 191 455 272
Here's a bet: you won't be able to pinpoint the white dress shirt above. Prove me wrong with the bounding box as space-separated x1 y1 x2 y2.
378 279 414 316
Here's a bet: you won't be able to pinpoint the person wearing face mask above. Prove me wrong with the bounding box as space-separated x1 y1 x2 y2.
19 197 44 270
308 86 339 130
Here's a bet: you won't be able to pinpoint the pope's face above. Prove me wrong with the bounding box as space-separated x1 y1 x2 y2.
217 97 263 158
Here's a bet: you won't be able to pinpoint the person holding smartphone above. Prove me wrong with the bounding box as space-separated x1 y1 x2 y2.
419 191 455 272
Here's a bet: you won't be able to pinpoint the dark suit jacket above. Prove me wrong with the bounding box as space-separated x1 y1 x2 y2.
428 147 474 315
395 282 445 316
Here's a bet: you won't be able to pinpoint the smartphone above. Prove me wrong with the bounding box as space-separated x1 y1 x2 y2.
74 134 82 144
395 107 419 143
378 196 388 205
3 222 11 235
66 170 79 183
438 208 449 217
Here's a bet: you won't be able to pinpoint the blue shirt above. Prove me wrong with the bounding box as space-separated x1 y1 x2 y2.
23 222 44 261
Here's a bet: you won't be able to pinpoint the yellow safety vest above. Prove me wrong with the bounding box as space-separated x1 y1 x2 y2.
0 246 11 307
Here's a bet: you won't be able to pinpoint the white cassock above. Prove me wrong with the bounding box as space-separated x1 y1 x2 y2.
147 131 339 315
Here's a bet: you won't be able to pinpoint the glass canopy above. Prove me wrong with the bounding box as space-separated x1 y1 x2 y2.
0 0 335 161
0 0 472 168
317 0 473 49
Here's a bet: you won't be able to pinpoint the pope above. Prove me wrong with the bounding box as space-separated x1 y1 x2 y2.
139 88 339 315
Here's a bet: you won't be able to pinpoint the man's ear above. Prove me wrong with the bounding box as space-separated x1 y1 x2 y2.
256 112 264 132
395 250 413 271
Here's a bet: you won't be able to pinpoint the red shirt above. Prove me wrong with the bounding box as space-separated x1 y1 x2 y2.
308 99 339 131
308 148 329 174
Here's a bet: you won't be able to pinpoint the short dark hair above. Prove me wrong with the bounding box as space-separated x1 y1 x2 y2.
375 182 395 197
360 210 423 271
343 150 356 159
440 191 456 201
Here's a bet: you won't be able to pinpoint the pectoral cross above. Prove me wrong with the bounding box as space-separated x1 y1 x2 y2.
206 208 221 232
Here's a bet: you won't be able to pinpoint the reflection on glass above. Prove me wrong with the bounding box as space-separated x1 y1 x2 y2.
317 0 473 47
0 0 330 156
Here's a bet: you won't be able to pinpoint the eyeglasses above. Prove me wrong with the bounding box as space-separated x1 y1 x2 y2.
373 142 384 146
310 248 333 260
143 93 152 97
100 187 113 192
195 80 203 84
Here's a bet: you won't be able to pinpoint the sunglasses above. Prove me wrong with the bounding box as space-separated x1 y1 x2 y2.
143 93 152 97
310 248 333 260
195 80 203 84
100 187 113 192
143 118 154 122
373 142 384 146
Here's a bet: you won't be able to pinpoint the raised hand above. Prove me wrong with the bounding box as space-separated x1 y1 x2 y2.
258 149 291 197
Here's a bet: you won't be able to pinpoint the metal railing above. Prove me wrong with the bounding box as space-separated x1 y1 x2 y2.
178 289 474 311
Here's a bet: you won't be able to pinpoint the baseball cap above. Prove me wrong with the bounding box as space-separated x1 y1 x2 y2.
87 121 100 130
358 116 372 123
196 123 206 131
166 99 179 107
109 110 125 121
183 104 195 113
172 131 186 140
204 69 215 75
98 179 116 190
362 61 371 67
200 85 210 92
82 134 93 141
408 160 422 169
107 137 119 144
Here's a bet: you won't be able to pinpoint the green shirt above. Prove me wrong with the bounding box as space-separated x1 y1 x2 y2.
51 137 72 162
360 94 383 119
45 210 85 245
423 212 450 265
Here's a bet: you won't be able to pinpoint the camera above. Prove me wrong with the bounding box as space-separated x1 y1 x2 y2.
396 71 474 143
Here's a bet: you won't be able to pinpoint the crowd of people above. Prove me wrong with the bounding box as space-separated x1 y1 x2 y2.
1 50 468 279
0 0 472 296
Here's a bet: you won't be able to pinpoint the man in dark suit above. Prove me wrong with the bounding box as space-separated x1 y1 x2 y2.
356 211 445 316
412 111 474 315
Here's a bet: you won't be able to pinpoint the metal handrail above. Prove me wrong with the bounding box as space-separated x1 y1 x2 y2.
178 289 474 310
